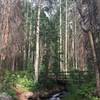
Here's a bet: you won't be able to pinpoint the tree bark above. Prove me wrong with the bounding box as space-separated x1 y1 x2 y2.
59 0 63 71
65 0 68 74
88 31 100 97
34 0 41 82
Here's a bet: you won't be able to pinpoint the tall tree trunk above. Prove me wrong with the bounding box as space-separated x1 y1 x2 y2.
59 0 63 71
25 0 30 68
29 1 33 62
34 0 41 82
88 31 100 97
74 6 78 69
65 0 68 73
0 0 24 70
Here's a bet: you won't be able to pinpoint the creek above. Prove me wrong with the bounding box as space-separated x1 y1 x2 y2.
48 91 67 100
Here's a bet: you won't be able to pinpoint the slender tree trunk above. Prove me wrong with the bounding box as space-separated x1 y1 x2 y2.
34 0 41 82
65 0 68 73
12 56 15 71
74 6 78 69
72 23 75 68
59 0 63 71
88 31 100 97
29 0 33 61
25 1 30 68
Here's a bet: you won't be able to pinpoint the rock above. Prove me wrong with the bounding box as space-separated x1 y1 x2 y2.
18 91 39 100
0 92 13 100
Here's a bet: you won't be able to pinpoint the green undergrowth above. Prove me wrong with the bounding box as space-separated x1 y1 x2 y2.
0 69 100 100
0 69 56 98
62 70 100 100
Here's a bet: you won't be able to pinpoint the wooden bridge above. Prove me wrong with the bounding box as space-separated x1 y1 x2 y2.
48 71 95 85
48 71 68 81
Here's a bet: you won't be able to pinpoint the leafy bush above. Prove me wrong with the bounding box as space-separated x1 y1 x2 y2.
0 70 36 97
0 66 57 96
0 70 17 98
67 70 97 100
39 64 56 89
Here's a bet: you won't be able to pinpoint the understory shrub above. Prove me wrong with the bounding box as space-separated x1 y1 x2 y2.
39 64 57 89
0 68 56 97
67 70 98 100
0 70 35 97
